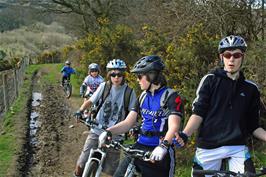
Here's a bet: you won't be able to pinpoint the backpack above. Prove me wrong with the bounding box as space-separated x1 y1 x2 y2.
139 88 176 114
95 81 133 117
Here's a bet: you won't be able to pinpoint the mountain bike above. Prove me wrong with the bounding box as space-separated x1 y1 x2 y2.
78 117 107 177
78 117 151 177
192 167 266 177
63 78 72 98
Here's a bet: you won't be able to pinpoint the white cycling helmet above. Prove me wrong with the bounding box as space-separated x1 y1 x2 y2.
106 59 127 71
65 60 71 65
88 63 100 72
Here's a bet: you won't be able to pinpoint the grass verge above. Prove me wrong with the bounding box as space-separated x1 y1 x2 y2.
0 65 41 176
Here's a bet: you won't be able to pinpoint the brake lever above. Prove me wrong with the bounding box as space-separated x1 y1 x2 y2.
142 151 151 161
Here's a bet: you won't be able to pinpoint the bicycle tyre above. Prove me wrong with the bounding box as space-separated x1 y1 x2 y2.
84 161 98 177
65 84 72 98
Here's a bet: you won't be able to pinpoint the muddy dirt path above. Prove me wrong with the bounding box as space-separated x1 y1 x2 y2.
24 68 88 177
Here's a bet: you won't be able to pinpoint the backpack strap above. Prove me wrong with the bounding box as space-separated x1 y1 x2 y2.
102 81 112 102
95 81 112 116
160 88 175 108
123 85 133 116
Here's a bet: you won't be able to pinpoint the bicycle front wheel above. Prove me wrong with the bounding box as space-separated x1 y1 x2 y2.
64 84 72 98
84 161 99 177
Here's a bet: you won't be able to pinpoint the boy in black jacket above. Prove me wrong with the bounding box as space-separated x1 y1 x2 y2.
179 35 266 176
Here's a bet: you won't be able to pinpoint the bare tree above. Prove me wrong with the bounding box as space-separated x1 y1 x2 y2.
19 0 131 32
158 0 263 40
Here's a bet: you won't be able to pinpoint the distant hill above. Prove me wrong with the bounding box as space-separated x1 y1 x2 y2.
0 22 75 60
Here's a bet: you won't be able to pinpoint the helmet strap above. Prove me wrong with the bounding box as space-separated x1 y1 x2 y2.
147 83 152 92
147 72 159 84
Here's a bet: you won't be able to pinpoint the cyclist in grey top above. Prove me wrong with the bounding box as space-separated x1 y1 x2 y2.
73 59 137 177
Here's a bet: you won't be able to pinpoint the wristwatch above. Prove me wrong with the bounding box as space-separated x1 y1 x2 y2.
161 140 170 149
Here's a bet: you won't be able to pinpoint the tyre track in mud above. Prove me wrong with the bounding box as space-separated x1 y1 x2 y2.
12 68 87 177
28 70 87 177
29 84 69 176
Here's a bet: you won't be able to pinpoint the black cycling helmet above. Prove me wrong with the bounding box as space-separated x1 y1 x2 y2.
218 35 247 54
131 55 165 74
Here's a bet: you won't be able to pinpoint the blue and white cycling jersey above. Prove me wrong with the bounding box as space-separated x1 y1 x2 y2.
61 66 75 77
134 86 183 146
82 75 104 93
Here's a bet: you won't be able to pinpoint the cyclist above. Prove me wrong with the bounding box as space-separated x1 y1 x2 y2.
177 35 266 176
73 59 137 177
79 63 104 99
60 60 76 86
100 55 184 177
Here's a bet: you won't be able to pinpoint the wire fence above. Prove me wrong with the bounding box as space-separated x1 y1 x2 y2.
0 57 30 118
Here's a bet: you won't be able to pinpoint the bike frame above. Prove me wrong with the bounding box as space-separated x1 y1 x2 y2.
78 117 108 177
77 117 149 177
82 148 106 177
124 158 138 177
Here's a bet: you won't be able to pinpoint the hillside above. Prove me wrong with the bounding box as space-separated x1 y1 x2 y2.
0 22 75 60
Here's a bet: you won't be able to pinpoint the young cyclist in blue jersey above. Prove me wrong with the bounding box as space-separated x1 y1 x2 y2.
99 55 184 177
79 63 104 99
60 60 76 86
73 59 137 177
177 35 266 177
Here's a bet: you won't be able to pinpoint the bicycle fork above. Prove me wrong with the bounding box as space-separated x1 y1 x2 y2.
124 159 137 177
82 148 106 177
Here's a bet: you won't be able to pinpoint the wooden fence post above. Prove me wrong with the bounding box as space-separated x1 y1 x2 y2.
2 73 7 112
13 69 18 97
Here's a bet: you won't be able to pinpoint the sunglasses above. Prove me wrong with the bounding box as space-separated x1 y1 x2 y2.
110 72 123 78
223 52 243 59
90 69 98 72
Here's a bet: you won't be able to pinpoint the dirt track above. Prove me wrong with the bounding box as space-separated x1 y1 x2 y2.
16 68 88 177
28 85 86 176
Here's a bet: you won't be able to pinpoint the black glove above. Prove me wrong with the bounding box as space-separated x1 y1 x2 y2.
80 85 86 97
74 110 83 120
80 92 85 98
178 131 188 144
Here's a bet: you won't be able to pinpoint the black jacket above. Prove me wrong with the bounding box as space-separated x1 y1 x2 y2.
193 68 260 149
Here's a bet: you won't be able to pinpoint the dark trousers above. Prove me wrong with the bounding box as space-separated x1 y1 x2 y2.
62 75 70 85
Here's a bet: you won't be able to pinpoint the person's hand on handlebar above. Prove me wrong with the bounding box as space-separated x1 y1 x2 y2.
150 140 169 162
74 110 83 122
174 131 189 147
98 130 112 147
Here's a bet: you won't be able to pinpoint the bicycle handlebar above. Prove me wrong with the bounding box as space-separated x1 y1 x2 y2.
108 141 151 161
193 169 237 176
193 168 266 177
76 116 151 161
78 117 107 130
